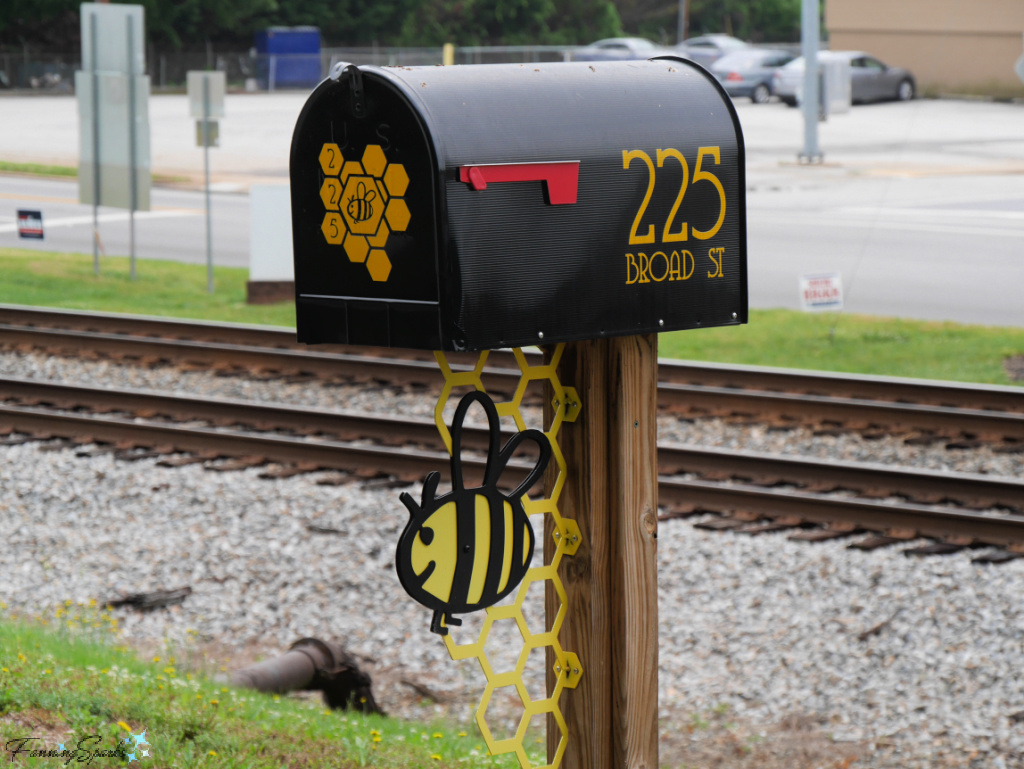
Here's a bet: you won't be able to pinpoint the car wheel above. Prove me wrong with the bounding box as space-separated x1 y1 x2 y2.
751 84 771 104
897 79 915 101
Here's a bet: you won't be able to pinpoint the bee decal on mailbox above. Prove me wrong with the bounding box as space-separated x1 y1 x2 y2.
346 182 376 223
396 391 552 635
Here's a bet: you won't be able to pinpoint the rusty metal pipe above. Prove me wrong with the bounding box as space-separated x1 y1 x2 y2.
229 638 383 714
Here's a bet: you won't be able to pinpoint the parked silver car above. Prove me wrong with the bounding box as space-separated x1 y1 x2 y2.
572 37 671 62
773 51 916 106
710 48 795 103
675 34 750 68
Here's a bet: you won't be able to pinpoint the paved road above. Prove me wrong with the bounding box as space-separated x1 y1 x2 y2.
0 176 250 268
0 91 1022 326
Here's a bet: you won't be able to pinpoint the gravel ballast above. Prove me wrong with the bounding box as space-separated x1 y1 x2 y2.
1 349 1023 767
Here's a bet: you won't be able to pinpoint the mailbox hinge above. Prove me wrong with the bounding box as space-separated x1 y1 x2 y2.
342 64 366 119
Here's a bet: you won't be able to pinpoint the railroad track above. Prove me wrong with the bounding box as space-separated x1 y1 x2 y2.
2 375 1024 556
2 304 1024 444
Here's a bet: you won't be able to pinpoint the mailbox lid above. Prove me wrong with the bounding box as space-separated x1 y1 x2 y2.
378 57 747 350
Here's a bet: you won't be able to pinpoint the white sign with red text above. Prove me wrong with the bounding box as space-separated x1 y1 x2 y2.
799 272 843 311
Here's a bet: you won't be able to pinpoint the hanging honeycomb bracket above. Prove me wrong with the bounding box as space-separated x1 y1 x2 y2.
428 344 583 769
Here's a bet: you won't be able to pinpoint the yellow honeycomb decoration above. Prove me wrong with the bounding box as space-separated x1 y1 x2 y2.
432 345 583 769
318 143 410 282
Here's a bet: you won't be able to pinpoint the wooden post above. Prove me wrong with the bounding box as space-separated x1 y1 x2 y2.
546 334 659 769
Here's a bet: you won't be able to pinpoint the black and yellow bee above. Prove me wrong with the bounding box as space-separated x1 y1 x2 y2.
346 182 376 222
396 391 552 635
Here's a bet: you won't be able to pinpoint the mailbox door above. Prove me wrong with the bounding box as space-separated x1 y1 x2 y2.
290 70 443 348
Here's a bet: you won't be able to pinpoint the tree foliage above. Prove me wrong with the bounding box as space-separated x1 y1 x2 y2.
617 0 803 45
0 0 619 50
0 0 802 52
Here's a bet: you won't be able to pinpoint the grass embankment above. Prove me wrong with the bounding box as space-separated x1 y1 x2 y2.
0 161 78 178
0 248 294 328
0 607 523 768
0 160 188 184
1 247 1023 385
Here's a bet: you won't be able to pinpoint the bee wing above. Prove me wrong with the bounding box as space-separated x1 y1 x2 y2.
449 390 502 490
495 428 553 500
365 189 377 202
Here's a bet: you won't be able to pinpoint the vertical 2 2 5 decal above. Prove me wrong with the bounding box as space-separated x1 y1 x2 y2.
621 147 727 285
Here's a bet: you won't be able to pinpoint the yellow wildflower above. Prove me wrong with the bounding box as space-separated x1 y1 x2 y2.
116 721 132 732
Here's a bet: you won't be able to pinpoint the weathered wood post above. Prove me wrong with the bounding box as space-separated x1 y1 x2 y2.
546 336 660 769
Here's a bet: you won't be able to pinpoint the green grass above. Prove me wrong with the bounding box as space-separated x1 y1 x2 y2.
0 247 294 327
1 247 1022 385
0 606 530 768
0 160 78 178
660 309 1024 386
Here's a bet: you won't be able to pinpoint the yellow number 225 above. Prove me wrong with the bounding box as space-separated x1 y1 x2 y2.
621 146 726 245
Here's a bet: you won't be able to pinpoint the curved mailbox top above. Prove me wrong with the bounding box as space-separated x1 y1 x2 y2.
290 57 747 351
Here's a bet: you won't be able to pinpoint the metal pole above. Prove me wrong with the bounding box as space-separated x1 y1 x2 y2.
676 0 689 45
127 16 137 280
90 12 101 275
203 74 213 294
799 0 822 162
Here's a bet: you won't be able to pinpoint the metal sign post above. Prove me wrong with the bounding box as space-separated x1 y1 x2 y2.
203 76 213 293
90 12 100 274
127 14 138 280
76 3 151 276
187 70 225 294
799 0 822 162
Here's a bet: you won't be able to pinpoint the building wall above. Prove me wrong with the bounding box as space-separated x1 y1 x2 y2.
826 0 1024 94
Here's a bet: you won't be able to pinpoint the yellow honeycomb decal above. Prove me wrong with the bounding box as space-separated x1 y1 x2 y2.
318 143 409 282
431 346 582 769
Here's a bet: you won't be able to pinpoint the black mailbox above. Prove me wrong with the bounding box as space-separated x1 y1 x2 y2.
290 57 747 350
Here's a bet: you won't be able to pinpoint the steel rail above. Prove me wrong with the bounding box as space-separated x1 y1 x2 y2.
2 379 1024 545
10 375 1023 513
4 400 1023 546
656 382 1024 440
2 304 1023 414
0 403 508 486
658 477 1024 547
657 442 1024 512
5 320 1024 440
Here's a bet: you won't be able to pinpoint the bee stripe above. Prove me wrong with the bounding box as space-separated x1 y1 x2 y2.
467 495 491 605
497 500 514 594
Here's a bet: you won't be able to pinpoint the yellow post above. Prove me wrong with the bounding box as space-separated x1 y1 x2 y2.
442 43 455 66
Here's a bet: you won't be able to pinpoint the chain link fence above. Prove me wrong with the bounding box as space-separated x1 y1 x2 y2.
0 45 584 93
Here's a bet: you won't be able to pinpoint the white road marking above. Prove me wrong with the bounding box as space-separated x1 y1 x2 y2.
0 209 199 235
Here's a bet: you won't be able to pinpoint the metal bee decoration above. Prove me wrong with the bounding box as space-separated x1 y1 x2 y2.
396 391 552 635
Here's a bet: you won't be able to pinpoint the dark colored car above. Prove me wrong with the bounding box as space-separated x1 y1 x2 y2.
675 34 750 68
572 37 670 62
710 48 795 103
